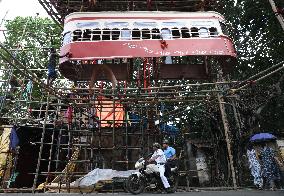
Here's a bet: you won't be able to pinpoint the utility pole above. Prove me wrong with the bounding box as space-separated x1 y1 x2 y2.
268 0 284 31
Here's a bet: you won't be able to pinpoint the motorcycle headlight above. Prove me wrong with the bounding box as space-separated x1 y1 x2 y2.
135 162 140 169
135 160 145 169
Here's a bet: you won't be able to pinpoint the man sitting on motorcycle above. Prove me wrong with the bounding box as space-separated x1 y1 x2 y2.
162 139 177 177
147 143 172 192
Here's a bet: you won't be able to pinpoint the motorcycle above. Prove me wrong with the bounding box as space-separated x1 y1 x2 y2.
126 156 179 194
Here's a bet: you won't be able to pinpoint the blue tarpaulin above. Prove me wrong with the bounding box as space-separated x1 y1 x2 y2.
160 123 179 135
9 126 19 150
128 112 179 135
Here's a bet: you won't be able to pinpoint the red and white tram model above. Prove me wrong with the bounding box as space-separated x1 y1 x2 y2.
59 11 236 81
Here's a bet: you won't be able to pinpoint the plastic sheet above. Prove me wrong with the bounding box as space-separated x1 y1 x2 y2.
73 168 137 187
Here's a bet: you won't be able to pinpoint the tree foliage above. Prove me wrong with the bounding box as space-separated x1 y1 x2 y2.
4 16 61 68
1 16 62 98
0 16 62 118
216 0 284 137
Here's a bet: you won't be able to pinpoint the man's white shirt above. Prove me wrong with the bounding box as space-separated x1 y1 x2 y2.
151 149 166 164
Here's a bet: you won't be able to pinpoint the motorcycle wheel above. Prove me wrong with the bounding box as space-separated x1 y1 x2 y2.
126 174 145 195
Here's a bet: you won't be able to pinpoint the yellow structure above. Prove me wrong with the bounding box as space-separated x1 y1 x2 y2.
0 126 13 182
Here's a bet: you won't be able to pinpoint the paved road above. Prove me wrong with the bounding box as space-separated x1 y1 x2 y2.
1 190 283 195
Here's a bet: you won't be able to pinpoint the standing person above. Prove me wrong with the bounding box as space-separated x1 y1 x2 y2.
259 143 283 190
246 143 263 189
47 48 69 86
47 48 58 86
147 143 173 193
162 139 177 177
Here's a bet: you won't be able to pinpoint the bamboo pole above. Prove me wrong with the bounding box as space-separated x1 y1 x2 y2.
32 92 50 193
53 81 239 91
217 93 237 189
232 63 284 92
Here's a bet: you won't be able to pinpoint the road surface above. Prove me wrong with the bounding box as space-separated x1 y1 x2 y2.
1 190 283 195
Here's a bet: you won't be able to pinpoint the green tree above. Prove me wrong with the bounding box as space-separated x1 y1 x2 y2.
0 16 62 117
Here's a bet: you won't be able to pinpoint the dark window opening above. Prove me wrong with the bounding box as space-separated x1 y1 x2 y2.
112 28 120 40
82 29 92 41
142 28 150 39
209 27 218 36
102 28 111 40
171 28 180 38
151 28 160 39
72 29 82 41
181 27 190 38
92 28 101 40
132 28 141 40
190 27 199 37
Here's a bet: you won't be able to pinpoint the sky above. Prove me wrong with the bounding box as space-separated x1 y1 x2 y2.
0 0 49 41
0 0 49 24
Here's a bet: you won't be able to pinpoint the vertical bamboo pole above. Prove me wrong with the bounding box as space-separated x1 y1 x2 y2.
55 99 62 171
44 126 55 192
55 128 62 171
32 92 50 193
217 93 237 189
125 106 129 170
112 89 115 171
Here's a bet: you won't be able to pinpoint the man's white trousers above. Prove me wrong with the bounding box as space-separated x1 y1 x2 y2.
146 164 170 188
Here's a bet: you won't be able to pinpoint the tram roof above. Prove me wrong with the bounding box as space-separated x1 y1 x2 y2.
64 11 225 23
42 0 217 24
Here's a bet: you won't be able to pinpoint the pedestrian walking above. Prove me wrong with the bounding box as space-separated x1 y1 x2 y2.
247 143 263 189
259 143 283 190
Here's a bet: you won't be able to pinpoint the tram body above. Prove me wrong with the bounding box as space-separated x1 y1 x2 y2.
59 12 236 81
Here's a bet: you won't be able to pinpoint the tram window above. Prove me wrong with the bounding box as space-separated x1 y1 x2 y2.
121 28 131 40
82 29 92 41
151 28 160 39
181 27 190 38
198 27 209 38
161 28 172 39
111 28 120 40
132 28 141 40
142 28 150 39
102 28 111 40
190 27 199 37
62 31 71 45
209 27 218 36
72 29 82 41
171 28 180 38
92 28 101 40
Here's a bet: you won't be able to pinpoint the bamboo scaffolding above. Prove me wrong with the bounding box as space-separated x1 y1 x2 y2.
54 81 239 91
32 93 50 193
